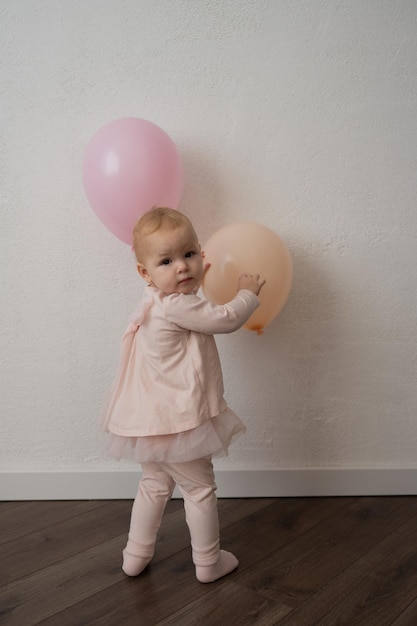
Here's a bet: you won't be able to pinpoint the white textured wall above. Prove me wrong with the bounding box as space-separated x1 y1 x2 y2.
1 0 417 475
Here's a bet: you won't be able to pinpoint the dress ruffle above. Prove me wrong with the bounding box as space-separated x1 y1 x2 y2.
104 407 246 464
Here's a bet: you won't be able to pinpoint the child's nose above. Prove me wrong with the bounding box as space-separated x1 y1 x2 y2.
177 259 188 271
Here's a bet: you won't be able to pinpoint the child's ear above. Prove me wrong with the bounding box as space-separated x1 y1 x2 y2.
137 264 151 283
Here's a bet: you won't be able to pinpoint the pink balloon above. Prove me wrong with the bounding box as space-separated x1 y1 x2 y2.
202 222 293 334
82 118 184 244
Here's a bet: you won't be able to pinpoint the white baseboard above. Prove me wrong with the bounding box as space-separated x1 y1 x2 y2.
1 468 416 500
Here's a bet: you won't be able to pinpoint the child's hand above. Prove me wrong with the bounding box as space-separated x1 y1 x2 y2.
201 251 211 281
238 273 266 296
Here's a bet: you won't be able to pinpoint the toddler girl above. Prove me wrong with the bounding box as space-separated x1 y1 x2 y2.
101 207 265 583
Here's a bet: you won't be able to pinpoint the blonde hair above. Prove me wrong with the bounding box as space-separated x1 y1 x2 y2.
132 207 198 263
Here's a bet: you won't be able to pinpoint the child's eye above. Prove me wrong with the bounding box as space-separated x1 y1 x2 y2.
185 251 195 258
160 258 171 266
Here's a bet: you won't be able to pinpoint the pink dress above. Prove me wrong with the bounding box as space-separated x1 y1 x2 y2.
101 286 259 464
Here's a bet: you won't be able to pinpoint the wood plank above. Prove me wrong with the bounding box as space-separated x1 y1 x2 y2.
25 501 290 625
34 548 214 625
392 598 417 625
275 499 417 624
0 500 191 626
1 497 416 625
0 500 106 544
0 502 27 514
158 580 291 625
316 513 417 625
0 500 132 586
0 497 261 626
0 536 125 626
220 497 354 569
217 498 278 527
236 496 417 609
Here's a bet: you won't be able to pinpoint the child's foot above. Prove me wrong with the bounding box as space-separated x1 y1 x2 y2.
122 550 152 577
195 550 239 583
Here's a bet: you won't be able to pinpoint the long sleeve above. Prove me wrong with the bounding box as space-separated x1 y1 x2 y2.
102 287 259 437
163 289 259 334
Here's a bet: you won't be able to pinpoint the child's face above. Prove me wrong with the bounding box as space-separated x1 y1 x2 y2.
137 224 204 295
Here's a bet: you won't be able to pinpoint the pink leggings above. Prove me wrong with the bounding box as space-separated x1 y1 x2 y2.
126 456 220 566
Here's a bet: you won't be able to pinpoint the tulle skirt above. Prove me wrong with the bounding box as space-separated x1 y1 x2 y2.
105 408 246 464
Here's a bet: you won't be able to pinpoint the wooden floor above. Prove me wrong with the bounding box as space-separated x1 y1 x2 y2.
1 496 417 625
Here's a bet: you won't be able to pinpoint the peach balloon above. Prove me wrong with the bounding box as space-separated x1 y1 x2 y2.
202 222 292 334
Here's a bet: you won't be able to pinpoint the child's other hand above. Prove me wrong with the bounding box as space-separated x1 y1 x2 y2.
201 250 211 282
201 251 211 280
238 273 266 296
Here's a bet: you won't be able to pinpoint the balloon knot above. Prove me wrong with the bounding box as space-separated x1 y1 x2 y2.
249 325 264 335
